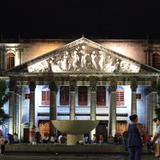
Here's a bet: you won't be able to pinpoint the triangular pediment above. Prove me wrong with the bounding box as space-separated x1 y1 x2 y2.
8 37 160 74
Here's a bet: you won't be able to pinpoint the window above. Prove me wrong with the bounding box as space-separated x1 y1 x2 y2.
78 86 88 105
136 93 141 100
60 86 69 105
25 93 30 99
41 90 50 105
6 51 15 70
152 53 160 69
97 86 106 106
116 90 124 106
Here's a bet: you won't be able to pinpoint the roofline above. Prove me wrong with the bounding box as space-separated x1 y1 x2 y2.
0 38 154 43
7 37 160 73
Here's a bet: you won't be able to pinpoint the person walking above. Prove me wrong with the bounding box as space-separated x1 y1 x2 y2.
127 114 143 160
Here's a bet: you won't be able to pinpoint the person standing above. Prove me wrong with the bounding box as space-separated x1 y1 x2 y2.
30 126 36 144
0 136 5 154
127 114 143 160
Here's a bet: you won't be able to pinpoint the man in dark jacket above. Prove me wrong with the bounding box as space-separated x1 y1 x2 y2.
127 114 143 160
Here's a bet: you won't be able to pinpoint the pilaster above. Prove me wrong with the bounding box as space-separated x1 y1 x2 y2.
69 79 76 120
29 81 36 142
90 78 97 120
131 79 138 115
8 79 16 135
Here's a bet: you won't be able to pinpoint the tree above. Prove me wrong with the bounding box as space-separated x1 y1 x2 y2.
0 79 10 124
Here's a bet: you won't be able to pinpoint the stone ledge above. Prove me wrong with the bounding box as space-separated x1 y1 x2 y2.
5 144 151 154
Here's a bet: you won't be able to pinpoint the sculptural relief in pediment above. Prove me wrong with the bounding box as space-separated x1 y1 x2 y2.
28 44 140 73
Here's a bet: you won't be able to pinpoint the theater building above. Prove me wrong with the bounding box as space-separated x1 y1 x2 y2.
0 37 160 141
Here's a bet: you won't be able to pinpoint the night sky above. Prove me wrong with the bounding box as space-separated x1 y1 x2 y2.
0 0 160 39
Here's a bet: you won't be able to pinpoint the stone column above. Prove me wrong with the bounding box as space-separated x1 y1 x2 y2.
109 80 117 137
148 90 157 136
29 81 36 142
49 82 57 136
18 86 23 141
14 87 20 135
69 80 76 120
9 80 16 135
147 92 152 135
90 80 97 120
131 80 138 115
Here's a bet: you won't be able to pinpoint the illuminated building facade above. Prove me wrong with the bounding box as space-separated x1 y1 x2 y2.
0 37 160 141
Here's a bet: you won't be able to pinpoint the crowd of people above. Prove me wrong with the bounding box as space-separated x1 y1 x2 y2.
0 116 159 159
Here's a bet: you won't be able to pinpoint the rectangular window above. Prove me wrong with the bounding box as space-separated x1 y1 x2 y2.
60 86 69 105
25 93 30 99
97 86 106 106
116 91 124 106
78 86 88 106
41 90 50 105
6 52 15 70
136 93 141 100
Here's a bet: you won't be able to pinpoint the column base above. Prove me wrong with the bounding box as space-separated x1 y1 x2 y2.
67 134 83 145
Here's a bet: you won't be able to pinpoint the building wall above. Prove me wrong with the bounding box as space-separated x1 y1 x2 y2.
2 39 160 71
19 39 147 65
99 40 147 64
137 86 147 125
21 41 67 63
21 86 30 124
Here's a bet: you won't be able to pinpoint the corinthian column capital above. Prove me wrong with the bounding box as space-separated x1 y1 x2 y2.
9 79 16 91
49 81 58 92
89 76 97 92
109 78 117 92
131 79 138 92
69 79 76 92
29 81 36 92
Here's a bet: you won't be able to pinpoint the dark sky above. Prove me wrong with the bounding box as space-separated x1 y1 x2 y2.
0 0 160 39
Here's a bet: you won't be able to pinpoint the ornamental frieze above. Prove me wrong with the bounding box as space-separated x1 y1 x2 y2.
28 44 140 73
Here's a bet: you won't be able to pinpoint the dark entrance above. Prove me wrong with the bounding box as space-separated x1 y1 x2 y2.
96 120 108 143
23 128 29 143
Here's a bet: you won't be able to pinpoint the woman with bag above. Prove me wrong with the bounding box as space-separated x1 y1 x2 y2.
127 114 144 160
151 117 160 158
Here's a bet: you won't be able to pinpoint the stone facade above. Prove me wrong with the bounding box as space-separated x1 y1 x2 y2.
0 37 160 142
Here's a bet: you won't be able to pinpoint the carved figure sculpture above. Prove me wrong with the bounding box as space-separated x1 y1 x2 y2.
72 50 80 71
99 51 105 70
91 51 98 70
